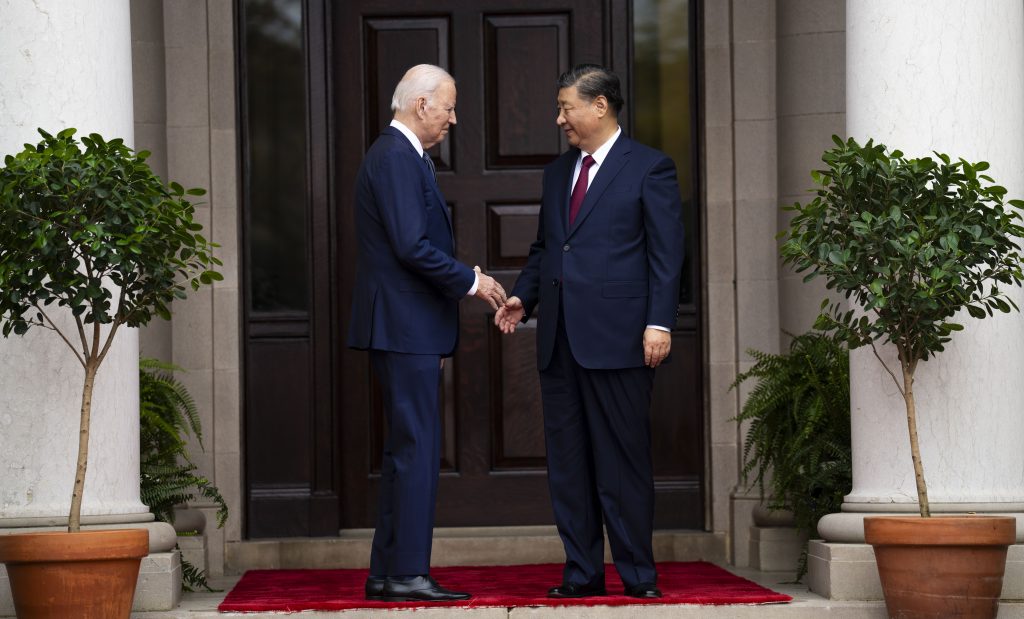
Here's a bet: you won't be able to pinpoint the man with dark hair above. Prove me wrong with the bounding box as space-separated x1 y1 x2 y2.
496 63 684 599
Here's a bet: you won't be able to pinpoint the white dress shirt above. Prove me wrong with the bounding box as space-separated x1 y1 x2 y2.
570 126 621 190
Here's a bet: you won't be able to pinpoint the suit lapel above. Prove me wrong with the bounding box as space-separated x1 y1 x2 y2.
383 127 456 237
567 136 631 238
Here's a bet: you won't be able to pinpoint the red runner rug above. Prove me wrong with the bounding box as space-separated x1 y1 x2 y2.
218 561 791 611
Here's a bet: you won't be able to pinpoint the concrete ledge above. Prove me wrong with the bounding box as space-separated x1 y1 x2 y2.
749 525 807 572
135 551 183 611
227 528 726 573
177 534 208 575
807 541 1024 601
806 541 882 601
1003 544 1024 599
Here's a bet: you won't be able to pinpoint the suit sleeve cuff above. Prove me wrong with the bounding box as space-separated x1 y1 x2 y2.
466 272 479 297
646 324 670 332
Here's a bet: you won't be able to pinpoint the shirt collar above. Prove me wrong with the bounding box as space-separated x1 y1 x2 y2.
390 119 424 157
581 126 622 166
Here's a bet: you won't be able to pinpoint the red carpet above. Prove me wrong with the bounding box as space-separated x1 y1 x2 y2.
218 562 791 611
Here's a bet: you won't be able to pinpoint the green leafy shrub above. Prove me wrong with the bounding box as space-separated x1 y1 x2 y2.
139 357 227 592
780 136 1024 517
733 331 851 579
0 128 220 531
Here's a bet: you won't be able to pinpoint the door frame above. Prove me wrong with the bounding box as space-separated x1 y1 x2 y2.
236 0 708 538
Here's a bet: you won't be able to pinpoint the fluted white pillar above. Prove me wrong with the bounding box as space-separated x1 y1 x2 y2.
0 0 149 526
819 0 1024 544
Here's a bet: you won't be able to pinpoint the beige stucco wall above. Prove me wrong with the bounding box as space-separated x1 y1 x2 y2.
131 0 241 576
705 0 846 567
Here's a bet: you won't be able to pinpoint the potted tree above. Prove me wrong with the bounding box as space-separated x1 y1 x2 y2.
781 136 1022 619
0 128 220 617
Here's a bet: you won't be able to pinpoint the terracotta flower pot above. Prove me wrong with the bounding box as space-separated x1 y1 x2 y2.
0 528 149 619
865 515 1015 619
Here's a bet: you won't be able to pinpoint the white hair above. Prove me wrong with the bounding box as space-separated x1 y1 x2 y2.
390 64 454 113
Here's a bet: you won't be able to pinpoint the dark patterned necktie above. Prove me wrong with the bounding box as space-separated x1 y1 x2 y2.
423 152 437 183
568 155 595 225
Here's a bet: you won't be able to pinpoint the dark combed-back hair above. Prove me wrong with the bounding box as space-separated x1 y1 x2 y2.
557 64 624 114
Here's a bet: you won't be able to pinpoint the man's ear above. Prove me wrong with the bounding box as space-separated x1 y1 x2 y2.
415 96 429 119
593 95 609 118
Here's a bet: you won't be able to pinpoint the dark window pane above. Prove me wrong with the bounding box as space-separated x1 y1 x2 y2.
244 0 309 312
633 0 696 305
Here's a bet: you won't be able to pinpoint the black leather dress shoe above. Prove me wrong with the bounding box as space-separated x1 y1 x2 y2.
624 582 663 598
547 582 607 598
382 575 471 601
364 576 387 600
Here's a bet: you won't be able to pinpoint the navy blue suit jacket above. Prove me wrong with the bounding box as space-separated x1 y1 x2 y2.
511 135 685 370
348 126 475 356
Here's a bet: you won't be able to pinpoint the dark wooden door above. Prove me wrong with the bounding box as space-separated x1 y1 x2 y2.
332 0 704 530
240 0 702 537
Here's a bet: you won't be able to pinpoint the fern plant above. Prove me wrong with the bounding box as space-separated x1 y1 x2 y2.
732 331 852 579
139 358 228 592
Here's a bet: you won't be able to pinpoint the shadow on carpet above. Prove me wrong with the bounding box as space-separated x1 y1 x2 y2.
218 561 792 611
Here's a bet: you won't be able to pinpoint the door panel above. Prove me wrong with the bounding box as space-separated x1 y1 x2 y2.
483 14 571 167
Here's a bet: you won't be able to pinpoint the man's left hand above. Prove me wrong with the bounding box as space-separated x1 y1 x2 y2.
643 328 671 368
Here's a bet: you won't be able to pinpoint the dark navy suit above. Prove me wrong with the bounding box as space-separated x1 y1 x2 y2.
510 134 685 589
348 125 474 577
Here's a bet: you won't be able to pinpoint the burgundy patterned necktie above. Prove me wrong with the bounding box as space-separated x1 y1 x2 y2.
568 155 595 226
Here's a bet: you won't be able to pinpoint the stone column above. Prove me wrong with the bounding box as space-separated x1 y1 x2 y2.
0 0 179 612
809 0 1024 600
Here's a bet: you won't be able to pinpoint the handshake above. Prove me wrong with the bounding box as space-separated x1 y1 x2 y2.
471 266 525 334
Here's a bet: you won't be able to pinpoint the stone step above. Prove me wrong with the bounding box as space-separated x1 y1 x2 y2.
226 527 726 571
125 528 1024 618
130 569 1024 619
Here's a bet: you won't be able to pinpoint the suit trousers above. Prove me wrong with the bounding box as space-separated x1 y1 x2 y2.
368 350 442 577
539 305 658 589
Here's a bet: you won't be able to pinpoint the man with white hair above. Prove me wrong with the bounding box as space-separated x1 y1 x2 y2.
348 64 506 602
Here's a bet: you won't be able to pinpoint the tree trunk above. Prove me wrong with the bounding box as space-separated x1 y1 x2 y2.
901 361 930 518
69 361 99 532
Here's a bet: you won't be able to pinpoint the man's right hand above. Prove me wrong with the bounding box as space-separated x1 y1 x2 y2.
474 266 507 310
495 296 525 334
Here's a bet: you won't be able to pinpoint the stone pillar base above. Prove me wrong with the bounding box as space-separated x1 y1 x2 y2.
749 525 807 572
819 510 1024 543
808 540 1024 601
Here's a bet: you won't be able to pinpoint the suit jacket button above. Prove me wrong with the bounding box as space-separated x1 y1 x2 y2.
562 244 570 252
552 279 559 286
